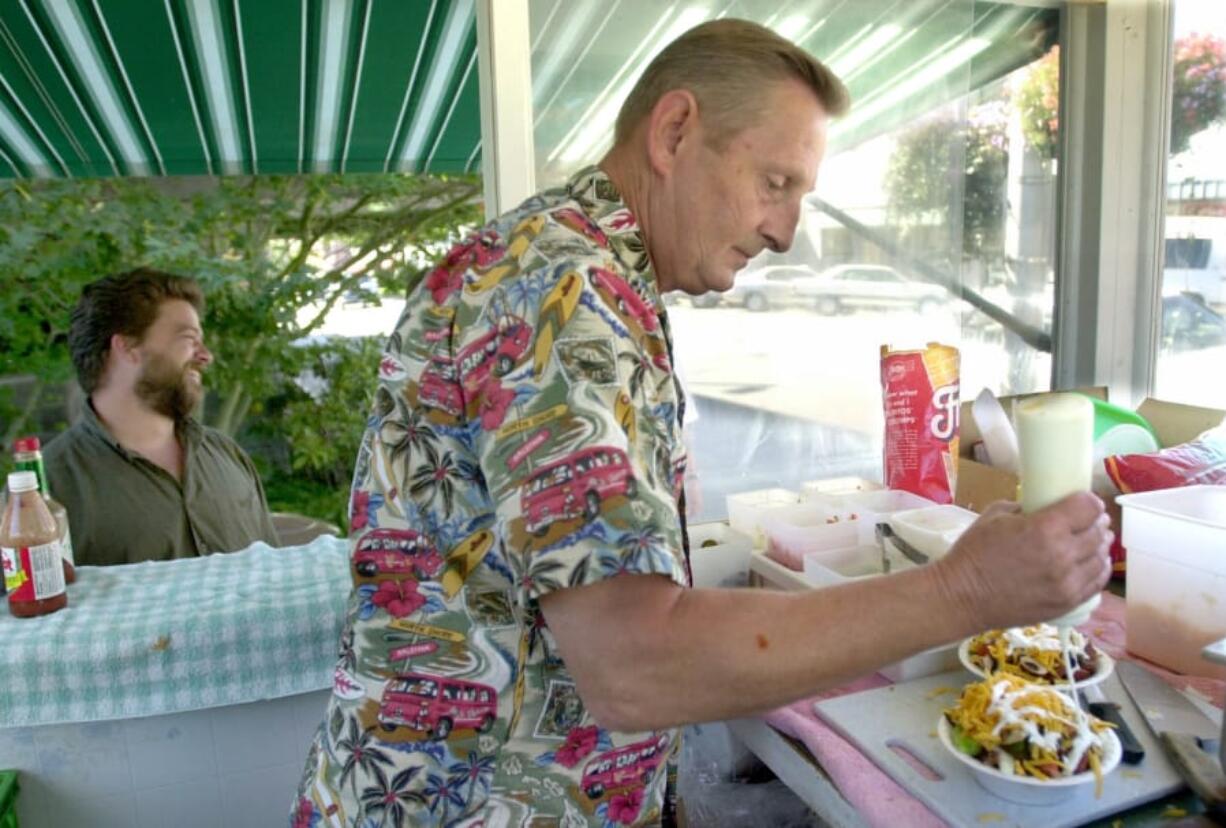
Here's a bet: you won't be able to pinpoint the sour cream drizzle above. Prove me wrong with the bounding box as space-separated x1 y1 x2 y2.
999 623 1088 659
984 669 1104 776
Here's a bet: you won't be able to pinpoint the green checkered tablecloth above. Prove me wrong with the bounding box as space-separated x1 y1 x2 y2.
0 536 350 727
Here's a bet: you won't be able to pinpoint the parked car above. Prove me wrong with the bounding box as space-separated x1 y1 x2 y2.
691 265 815 311
1161 294 1226 351
794 264 947 315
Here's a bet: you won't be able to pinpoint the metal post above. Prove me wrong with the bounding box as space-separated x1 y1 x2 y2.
475 0 536 220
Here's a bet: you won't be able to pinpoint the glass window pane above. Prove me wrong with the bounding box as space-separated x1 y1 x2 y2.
1155 0 1226 409
528 1 1059 520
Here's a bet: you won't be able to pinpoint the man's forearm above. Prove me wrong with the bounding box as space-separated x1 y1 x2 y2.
543 563 974 732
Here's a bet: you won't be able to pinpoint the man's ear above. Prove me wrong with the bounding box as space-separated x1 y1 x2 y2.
645 89 701 176
109 333 141 365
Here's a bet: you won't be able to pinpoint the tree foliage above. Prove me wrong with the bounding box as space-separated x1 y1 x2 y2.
884 103 1009 260
0 173 482 451
1015 36 1226 160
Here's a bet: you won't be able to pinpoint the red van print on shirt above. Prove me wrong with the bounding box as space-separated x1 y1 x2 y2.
418 355 463 416
459 315 533 391
353 529 444 580
417 316 533 417
521 446 637 535
377 672 498 740
581 733 671 800
588 267 657 333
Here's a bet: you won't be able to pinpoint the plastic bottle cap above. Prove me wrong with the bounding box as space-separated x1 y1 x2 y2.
12 436 40 453
7 471 39 493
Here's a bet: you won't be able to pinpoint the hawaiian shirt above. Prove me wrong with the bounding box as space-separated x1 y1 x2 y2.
293 167 691 828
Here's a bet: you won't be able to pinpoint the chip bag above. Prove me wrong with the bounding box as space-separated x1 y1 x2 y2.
881 342 960 504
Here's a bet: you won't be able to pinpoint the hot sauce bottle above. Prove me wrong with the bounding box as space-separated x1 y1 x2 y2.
1 471 68 618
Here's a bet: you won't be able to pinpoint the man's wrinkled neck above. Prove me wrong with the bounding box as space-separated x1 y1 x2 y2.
599 145 672 292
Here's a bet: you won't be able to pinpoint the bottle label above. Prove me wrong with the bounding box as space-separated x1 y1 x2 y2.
3 542 66 601
2 546 23 593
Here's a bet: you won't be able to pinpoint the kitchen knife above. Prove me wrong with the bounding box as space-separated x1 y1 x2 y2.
1080 686 1145 765
1118 661 1226 819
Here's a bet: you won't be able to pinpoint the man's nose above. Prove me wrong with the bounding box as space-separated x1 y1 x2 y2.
196 343 213 366
762 200 801 253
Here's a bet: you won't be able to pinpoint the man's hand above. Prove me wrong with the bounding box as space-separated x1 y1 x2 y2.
934 492 1113 632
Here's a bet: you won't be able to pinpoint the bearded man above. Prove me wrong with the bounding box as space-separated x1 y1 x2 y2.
44 268 278 565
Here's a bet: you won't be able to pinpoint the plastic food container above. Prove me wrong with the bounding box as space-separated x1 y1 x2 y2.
837 489 935 518
801 543 915 587
688 521 753 588
725 487 800 546
759 501 868 570
885 504 979 560
799 476 882 502
1117 485 1226 680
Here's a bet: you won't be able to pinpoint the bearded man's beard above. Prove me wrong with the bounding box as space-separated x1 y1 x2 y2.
136 354 203 421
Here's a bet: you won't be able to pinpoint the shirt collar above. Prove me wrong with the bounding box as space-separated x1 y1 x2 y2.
565 165 663 314
81 398 201 457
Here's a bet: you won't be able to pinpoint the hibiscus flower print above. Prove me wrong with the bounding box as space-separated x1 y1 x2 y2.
291 797 321 828
425 264 463 305
554 725 599 768
371 579 426 617
607 787 645 824
349 490 384 532
478 380 516 431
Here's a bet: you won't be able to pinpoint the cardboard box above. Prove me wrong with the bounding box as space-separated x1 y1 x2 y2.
954 389 1224 565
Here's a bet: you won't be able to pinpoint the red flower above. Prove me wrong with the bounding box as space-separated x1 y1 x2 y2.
350 491 371 531
425 265 463 305
607 787 645 824
371 579 426 617
479 380 517 431
291 797 319 828
554 725 599 768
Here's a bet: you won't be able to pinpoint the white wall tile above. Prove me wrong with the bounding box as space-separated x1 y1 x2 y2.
209 698 300 773
134 776 222 828
220 763 302 828
34 721 134 800
124 709 217 790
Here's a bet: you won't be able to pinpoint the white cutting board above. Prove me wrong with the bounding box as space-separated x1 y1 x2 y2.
814 669 1184 828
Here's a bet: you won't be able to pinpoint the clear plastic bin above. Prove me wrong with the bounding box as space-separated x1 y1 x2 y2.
837 489 935 517
725 488 800 547
1118 485 1226 680
758 501 868 570
801 544 916 587
799 476 882 502
689 522 754 588
885 504 978 560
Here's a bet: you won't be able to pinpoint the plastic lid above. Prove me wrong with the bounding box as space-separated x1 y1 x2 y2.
12 436 40 453
7 471 38 493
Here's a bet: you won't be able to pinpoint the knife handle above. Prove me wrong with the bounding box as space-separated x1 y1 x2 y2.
1160 731 1226 814
1088 701 1146 765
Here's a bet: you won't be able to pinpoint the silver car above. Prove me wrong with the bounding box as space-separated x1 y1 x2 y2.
794 264 947 315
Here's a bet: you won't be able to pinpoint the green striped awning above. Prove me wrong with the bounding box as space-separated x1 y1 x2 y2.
0 0 481 178
528 0 1058 184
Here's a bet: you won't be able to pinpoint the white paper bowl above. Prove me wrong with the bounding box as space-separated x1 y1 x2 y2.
936 716 1122 805
958 636 1115 689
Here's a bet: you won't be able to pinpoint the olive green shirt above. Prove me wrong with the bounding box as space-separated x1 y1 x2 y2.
43 403 280 566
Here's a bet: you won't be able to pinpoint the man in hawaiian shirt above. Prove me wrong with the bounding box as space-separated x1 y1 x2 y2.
294 19 1113 827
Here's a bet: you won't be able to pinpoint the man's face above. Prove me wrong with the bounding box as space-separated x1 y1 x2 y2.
658 78 828 295
132 299 212 420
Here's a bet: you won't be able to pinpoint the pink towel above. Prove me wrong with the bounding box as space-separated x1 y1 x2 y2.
762 592 1225 828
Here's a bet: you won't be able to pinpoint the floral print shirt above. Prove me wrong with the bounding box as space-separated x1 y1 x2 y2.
293 167 690 828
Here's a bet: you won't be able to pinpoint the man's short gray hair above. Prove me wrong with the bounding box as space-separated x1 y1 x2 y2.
614 18 850 149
